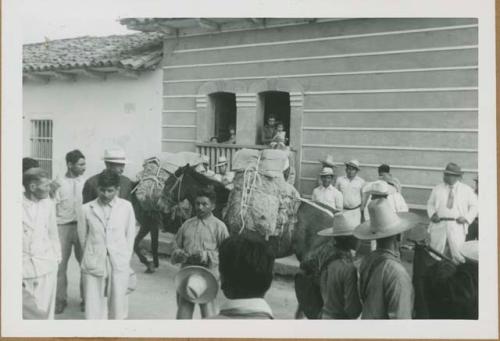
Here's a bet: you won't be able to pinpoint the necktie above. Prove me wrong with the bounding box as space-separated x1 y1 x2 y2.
446 185 454 209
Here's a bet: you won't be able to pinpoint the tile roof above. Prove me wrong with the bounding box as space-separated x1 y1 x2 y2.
23 32 164 73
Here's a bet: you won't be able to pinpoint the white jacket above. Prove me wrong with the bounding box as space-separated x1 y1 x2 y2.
77 197 135 276
426 181 478 224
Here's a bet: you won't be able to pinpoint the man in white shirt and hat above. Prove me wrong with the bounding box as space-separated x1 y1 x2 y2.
426 162 478 264
213 156 235 190
354 196 421 319
52 149 87 314
82 148 133 204
335 160 366 226
311 167 343 212
23 168 62 319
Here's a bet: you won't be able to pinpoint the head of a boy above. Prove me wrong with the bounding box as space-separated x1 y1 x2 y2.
194 187 216 219
276 122 284 132
219 236 275 299
97 169 120 204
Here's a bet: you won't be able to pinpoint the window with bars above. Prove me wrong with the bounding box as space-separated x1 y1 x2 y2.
30 119 53 177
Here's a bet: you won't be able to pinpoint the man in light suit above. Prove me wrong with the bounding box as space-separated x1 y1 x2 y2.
78 170 136 319
427 162 478 264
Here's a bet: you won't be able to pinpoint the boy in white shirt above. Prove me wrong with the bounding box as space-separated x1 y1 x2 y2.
312 167 343 212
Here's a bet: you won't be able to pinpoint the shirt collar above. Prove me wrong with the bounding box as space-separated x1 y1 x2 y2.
97 195 118 208
220 298 274 318
197 213 214 222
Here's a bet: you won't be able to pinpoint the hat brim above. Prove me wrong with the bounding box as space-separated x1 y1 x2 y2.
319 172 334 177
215 162 228 167
317 227 354 237
344 162 360 170
174 266 218 304
443 170 463 176
353 212 421 240
460 241 478 262
103 158 129 164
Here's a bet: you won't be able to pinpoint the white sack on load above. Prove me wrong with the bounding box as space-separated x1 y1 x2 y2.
232 148 289 178
225 149 301 250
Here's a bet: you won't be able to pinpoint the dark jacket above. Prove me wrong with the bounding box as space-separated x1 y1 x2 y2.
82 172 134 204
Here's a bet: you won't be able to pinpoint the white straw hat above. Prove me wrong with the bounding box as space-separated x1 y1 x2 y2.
354 198 421 240
317 213 357 237
319 167 334 176
103 148 128 164
174 266 218 304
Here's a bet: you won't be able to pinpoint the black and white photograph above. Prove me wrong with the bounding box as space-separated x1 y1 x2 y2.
2 0 498 338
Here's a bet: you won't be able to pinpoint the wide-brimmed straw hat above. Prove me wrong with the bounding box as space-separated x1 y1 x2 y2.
460 240 478 263
345 159 360 170
363 180 396 196
317 213 357 237
319 155 336 168
319 167 334 177
215 156 228 167
443 162 463 176
354 198 421 240
174 266 218 304
103 148 128 164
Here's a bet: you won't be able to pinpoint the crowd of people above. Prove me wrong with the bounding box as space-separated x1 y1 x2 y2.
22 145 479 320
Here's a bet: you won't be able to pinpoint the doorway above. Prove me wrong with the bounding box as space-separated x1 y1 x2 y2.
258 91 291 145
209 92 236 143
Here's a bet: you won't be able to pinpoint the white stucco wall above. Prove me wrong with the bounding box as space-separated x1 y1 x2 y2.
22 70 162 180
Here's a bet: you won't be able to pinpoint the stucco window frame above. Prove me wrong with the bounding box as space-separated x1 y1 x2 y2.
249 79 304 187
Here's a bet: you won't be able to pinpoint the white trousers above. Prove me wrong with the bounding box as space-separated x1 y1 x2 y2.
83 271 129 320
429 221 466 263
23 270 57 319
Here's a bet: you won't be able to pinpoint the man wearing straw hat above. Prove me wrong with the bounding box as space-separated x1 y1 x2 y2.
354 196 421 319
317 214 361 319
213 156 235 190
335 160 366 226
82 148 134 204
426 163 478 264
312 167 343 212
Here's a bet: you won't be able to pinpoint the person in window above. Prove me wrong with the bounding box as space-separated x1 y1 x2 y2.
209 136 219 144
262 116 277 145
223 126 237 144
272 122 288 145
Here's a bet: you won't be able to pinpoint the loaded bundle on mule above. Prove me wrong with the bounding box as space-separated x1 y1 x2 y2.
132 152 205 273
133 152 204 212
224 148 301 258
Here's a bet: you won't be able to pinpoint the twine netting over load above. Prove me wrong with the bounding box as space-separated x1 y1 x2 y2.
133 157 172 211
224 149 301 256
133 152 205 212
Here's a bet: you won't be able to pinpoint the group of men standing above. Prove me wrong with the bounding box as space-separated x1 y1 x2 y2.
308 156 478 319
23 148 136 320
22 145 479 320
